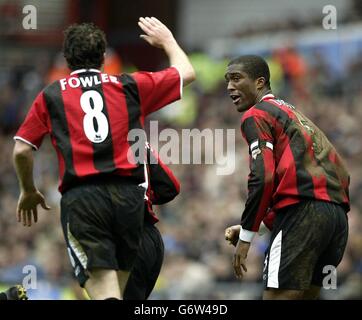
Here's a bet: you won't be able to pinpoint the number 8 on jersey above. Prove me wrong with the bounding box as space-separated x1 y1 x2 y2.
80 90 109 143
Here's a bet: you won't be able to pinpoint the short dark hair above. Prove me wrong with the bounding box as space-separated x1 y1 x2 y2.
228 55 271 88
63 23 107 70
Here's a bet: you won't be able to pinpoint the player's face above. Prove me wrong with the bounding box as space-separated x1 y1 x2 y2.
225 64 258 112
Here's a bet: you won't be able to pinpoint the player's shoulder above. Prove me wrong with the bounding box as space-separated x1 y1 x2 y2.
29 83 54 102
255 99 282 113
242 100 277 122
253 97 289 120
43 78 65 95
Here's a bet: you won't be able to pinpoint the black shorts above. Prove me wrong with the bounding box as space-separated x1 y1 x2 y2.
263 200 348 291
60 179 145 287
124 215 164 300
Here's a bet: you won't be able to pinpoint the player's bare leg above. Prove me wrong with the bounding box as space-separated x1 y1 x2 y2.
302 285 321 299
85 268 121 300
117 270 131 296
263 288 304 300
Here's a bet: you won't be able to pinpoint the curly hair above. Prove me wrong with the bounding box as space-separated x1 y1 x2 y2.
63 23 107 70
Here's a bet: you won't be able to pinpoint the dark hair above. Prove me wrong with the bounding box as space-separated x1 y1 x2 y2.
228 55 271 88
63 23 107 70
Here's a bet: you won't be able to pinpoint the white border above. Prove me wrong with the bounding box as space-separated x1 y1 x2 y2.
260 93 275 101
70 69 101 75
266 142 274 150
250 140 259 152
239 227 256 243
13 136 38 150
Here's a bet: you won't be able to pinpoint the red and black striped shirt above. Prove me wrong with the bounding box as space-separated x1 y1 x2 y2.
15 67 181 193
240 94 350 233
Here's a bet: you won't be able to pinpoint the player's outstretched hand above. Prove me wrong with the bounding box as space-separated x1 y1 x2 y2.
225 225 241 247
17 190 51 227
138 17 176 49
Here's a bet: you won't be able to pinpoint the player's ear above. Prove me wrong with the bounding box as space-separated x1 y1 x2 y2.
256 77 266 90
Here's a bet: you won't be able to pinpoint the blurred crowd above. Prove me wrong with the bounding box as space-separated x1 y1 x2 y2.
0 33 362 299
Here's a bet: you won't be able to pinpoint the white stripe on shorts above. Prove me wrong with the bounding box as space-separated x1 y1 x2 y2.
67 223 88 270
267 230 282 288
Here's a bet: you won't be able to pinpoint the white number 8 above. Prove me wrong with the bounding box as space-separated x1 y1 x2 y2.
80 90 109 143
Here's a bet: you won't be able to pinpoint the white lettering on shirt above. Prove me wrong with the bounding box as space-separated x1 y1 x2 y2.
59 74 119 91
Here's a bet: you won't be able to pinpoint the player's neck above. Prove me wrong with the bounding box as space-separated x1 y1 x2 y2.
256 88 272 103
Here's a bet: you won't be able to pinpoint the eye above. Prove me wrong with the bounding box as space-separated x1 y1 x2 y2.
225 73 242 83
230 75 241 82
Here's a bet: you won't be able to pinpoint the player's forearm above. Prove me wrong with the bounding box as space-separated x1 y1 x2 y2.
13 142 36 193
241 190 273 232
163 41 196 86
240 176 274 241
240 147 275 239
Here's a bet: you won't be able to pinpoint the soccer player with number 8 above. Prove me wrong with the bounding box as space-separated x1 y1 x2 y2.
13 17 195 300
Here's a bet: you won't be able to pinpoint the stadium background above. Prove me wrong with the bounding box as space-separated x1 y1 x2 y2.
0 0 361 299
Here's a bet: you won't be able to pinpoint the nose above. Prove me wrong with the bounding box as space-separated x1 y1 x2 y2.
227 81 235 91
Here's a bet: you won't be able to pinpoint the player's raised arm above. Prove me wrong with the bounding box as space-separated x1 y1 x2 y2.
138 17 195 86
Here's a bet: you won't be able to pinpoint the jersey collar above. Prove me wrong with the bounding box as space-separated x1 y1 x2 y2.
70 69 101 75
260 93 275 101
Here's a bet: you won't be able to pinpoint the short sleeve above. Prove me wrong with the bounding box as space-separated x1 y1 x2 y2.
14 91 50 150
132 66 182 116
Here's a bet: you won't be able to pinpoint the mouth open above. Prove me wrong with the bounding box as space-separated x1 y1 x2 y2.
230 94 241 104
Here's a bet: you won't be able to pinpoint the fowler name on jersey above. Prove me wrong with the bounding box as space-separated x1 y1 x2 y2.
60 73 119 91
